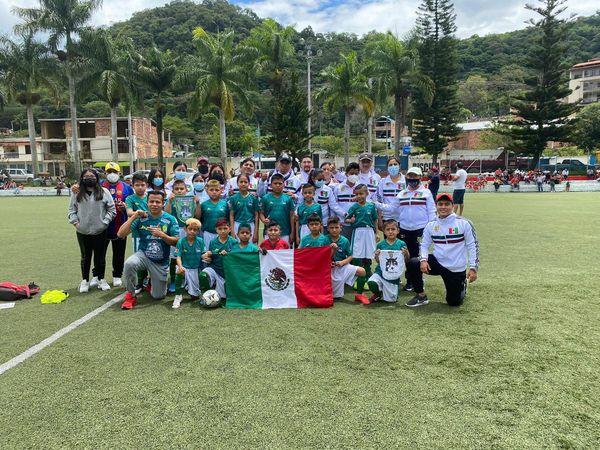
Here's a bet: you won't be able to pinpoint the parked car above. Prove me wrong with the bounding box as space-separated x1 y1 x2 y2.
6 168 34 183
124 170 151 182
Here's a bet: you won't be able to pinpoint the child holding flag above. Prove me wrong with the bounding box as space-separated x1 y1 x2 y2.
172 218 205 309
231 223 259 253
299 214 329 248
259 222 290 252
260 174 295 245
200 218 237 300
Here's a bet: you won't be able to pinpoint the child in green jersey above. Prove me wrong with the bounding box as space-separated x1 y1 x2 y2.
231 223 259 253
345 184 378 299
125 172 149 291
296 183 322 243
200 218 237 300
260 173 295 246
173 218 205 309
299 213 329 248
198 179 230 250
229 173 259 243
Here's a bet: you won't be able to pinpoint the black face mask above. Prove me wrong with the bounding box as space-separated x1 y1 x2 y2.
82 178 96 187
407 179 420 188
211 173 224 184
198 165 209 175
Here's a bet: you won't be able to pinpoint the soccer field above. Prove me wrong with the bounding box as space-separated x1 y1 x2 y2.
0 193 599 448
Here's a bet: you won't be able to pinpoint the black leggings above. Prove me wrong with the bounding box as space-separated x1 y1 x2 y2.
102 236 127 278
406 254 466 306
77 230 108 281
399 228 424 258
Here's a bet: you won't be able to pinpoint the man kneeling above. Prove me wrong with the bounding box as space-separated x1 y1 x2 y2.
117 190 180 309
405 193 479 307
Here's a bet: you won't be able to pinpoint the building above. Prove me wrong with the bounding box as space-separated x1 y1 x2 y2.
0 138 44 174
568 58 600 104
374 116 395 142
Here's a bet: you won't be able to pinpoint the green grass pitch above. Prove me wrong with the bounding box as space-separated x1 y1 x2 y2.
0 193 599 448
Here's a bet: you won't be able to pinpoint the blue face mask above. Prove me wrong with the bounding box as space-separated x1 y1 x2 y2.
388 165 400 177
174 171 187 181
153 178 164 187
194 182 205 192
315 180 325 188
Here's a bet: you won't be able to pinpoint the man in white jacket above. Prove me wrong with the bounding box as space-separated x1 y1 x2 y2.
405 193 479 307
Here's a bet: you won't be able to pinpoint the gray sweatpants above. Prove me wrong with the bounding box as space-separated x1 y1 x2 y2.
124 251 168 299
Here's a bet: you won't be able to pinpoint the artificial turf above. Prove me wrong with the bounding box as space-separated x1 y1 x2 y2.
0 194 599 448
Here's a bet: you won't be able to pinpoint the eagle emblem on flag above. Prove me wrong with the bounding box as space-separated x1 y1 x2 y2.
265 267 290 291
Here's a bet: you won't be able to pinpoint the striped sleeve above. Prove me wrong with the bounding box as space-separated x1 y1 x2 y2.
463 219 480 270
419 221 434 261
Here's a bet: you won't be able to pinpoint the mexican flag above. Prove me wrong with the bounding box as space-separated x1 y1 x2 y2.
223 247 333 309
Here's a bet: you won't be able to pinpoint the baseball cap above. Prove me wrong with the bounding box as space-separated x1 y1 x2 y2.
406 167 423 176
358 152 373 162
105 162 120 172
279 153 292 163
436 193 453 203
197 156 209 164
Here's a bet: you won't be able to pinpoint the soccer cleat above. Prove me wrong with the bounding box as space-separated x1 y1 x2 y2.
98 279 111 291
121 292 137 310
405 294 429 308
172 295 183 309
134 286 143 295
368 293 382 303
89 276 99 288
113 277 122 287
79 280 89 293
354 294 371 305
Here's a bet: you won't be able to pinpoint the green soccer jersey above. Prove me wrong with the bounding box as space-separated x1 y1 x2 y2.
125 194 148 212
346 202 378 229
131 212 180 267
176 236 205 269
201 199 230 233
229 192 259 224
171 195 196 227
208 235 237 276
297 202 322 225
261 193 294 237
231 242 259 253
375 238 407 285
326 235 352 262
299 233 329 248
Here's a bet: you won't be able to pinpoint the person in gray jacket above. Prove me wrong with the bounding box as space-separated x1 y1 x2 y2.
68 169 116 293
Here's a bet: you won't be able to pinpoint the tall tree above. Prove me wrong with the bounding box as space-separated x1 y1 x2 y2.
78 28 138 162
176 27 258 167
367 32 433 157
14 0 103 174
137 46 178 171
318 52 374 166
501 0 577 167
413 0 461 164
0 32 58 177
572 103 600 156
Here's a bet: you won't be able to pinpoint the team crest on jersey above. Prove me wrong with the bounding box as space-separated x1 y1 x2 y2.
449 226 459 234
434 225 440 232
414 192 423 198
265 267 290 291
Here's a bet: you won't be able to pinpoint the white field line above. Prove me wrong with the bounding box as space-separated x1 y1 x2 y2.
0 293 124 376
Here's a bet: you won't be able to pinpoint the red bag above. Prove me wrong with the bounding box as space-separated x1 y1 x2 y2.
0 282 40 301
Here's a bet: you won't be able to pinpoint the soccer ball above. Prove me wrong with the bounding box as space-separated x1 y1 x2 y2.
201 290 221 308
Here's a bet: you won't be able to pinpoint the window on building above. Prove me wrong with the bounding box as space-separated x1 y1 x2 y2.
49 142 67 154
45 121 66 139
117 120 128 138
79 122 96 138
25 145 31 155
118 140 129 153
81 141 92 160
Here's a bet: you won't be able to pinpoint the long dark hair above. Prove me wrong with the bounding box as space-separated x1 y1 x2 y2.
209 163 228 181
308 168 323 185
147 168 164 190
77 169 103 202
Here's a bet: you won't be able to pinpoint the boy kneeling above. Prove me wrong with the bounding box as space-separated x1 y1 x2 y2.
199 218 236 300
405 193 479 307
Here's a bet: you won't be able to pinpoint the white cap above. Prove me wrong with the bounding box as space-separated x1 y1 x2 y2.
406 167 423 176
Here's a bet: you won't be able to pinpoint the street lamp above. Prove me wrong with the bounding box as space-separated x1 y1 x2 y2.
299 39 322 154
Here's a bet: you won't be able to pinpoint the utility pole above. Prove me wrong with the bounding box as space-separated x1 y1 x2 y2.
300 39 321 154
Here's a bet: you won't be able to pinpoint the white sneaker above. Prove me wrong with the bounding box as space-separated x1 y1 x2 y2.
79 280 89 293
89 276 99 288
113 277 122 287
98 279 111 291
172 295 183 309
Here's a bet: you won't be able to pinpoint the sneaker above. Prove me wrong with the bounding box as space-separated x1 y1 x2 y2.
368 293 382 303
172 294 183 309
113 277 122 287
405 294 429 308
134 286 143 295
79 280 89 293
354 294 371 305
89 276 99 288
121 292 137 310
460 279 468 301
98 279 111 291
403 282 414 292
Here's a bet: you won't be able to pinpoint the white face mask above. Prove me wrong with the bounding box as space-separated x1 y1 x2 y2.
106 173 119 184
347 175 359 185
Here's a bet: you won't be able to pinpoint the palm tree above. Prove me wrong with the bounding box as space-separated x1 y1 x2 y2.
136 46 178 171
13 0 103 174
77 28 138 162
367 32 433 158
0 32 58 177
318 52 374 166
176 27 258 167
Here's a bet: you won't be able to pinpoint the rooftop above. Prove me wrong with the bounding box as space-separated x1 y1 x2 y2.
570 58 600 70
457 121 493 131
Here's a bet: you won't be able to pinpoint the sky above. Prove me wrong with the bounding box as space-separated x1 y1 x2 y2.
1 0 598 39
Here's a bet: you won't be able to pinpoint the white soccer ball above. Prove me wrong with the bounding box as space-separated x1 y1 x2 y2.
201 289 221 308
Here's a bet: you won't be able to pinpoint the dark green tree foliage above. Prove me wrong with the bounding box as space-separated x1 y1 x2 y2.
413 0 461 163
573 103 600 154
501 0 578 167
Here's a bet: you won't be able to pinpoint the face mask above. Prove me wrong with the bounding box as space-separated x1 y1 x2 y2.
82 177 96 187
106 173 119 184
315 180 325 188
347 175 359 185
198 165 209 175
407 178 420 188
194 182 205 192
388 165 400 177
211 174 224 184
174 171 187 181
153 178 164 187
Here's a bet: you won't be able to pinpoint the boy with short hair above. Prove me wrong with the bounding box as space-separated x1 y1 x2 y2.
173 218 205 308
200 218 237 299
198 179 230 249
331 162 360 241
260 173 295 245
231 223 259 253
299 213 329 248
405 193 479 307
364 219 409 305
125 173 149 292
296 183 322 243
326 216 366 300
259 221 290 252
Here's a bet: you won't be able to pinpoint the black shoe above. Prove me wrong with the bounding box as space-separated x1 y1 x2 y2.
405 294 429 308
403 282 414 292
460 279 468 301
